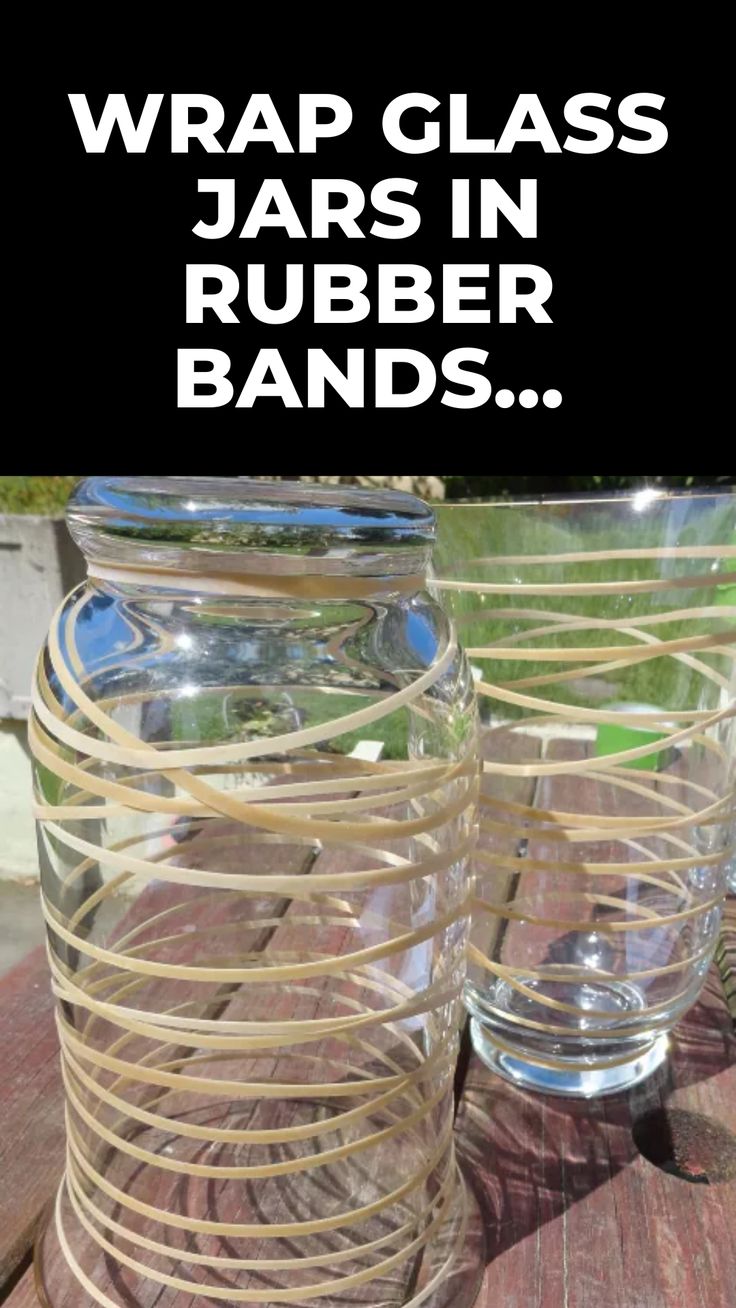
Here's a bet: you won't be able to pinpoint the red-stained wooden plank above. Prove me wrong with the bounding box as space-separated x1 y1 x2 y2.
458 942 736 1308
4 1264 39 1307
0 945 65 1287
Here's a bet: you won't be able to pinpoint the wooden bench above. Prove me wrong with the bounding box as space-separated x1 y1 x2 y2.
2 874 734 1306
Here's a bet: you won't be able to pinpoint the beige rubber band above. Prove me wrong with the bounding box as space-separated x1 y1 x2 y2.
88 559 427 599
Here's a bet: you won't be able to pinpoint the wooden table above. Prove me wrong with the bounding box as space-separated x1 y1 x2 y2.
2 890 733 1308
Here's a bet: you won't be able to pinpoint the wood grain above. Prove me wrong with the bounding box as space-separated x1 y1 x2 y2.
0 945 65 1287
4 1264 40 1307
716 893 736 1021
457 926 736 1308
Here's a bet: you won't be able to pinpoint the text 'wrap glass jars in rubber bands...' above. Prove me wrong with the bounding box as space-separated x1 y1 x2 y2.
436 489 736 1098
29 478 483 1308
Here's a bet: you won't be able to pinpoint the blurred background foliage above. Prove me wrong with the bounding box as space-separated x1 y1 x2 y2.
0 474 733 514
0 477 81 514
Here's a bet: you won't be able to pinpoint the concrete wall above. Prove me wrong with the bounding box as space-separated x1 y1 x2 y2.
0 721 38 880
0 514 85 719
0 515 85 880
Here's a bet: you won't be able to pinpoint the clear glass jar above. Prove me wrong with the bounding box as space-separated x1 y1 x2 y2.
436 489 736 1098
31 478 480 1308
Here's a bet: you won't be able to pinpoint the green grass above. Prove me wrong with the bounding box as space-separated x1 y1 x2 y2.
435 500 735 716
289 689 409 759
169 687 409 759
0 477 80 515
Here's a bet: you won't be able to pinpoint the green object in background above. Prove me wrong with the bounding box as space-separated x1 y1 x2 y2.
716 529 736 606
595 703 671 771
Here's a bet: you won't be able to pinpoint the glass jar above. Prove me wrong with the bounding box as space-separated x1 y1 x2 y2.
436 489 736 1098
30 478 481 1308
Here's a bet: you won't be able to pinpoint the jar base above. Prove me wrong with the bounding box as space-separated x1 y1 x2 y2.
470 1018 669 1099
34 1165 486 1308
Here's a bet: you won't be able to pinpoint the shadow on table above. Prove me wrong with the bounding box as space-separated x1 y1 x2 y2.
455 975 735 1268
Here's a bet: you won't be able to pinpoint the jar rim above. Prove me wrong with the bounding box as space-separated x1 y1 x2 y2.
437 487 735 510
67 477 435 579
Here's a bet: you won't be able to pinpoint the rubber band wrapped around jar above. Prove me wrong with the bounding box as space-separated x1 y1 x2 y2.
30 477 482 1308
436 488 736 1099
